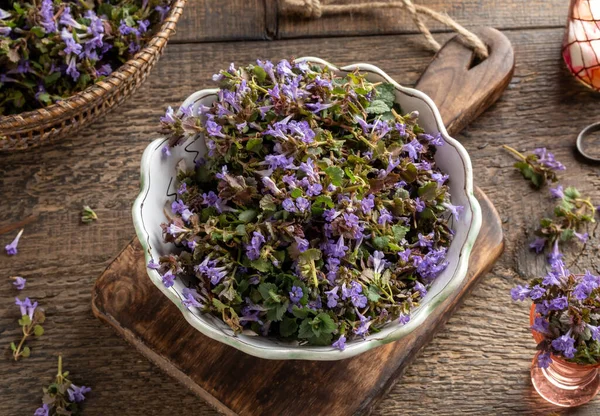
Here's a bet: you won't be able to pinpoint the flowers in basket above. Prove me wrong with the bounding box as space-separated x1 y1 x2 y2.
0 0 172 115
154 59 464 349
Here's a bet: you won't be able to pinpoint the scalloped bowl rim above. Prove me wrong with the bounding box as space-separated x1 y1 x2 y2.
132 57 482 360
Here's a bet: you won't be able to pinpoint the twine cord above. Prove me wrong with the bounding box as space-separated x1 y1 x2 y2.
280 0 489 59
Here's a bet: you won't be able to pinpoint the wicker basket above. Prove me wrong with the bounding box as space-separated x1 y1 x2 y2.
0 0 186 152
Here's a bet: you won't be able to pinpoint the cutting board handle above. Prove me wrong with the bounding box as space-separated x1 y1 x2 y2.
415 27 515 136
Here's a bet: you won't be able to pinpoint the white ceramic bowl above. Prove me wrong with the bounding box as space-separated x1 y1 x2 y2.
133 57 482 360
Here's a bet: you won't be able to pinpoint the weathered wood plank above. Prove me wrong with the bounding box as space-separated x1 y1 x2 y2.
171 0 569 43
1 28 600 415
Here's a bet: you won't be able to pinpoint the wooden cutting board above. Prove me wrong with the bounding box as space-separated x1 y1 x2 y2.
92 27 512 416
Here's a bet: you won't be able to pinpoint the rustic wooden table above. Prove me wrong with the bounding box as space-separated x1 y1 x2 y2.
1 1 600 415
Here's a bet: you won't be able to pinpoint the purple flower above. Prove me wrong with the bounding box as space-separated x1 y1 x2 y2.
171 199 188 214
325 286 339 308
5 229 23 256
414 197 425 213
325 257 340 282
531 317 550 334
414 282 427 298
360 194 375 214
246 231 265 261
550 185 564 199
67 384 91 403
12 276 26 290
66 56 80 81
529 237 546 254
305 102 333 113
537 351 552 369
378 208 393 225
326 236 348 258
288 120 315 143
289 286 303 303
443 202 464 221
421 132 444 146
306 183 323 197
282 198 297 213
265 154 294 170
588 324 600 341
431 172 449 186
34 404 50 416
147 260 160 270
402 139 423 160
160 106 176 124
295 197 310 213
60 28 83 56
574 231 589 243
206 120 226 138
295 237 309 253
395 122 407 137
60 7 85 30
548 239 563 268
529 285 546 300
533 148 566 171
399 313 410 325
549 296 568 311
323 208 339 222
181 209 193 222
161 270 175 288
299 158 319 182
96 63 112 76
332 335 346 351
398 249 411 263
511 284 530 301
182 288 203 309
155 5 171 21
15 297 37 319
262 177 283 195
40 0 57 33
551 333 577 358
417 232 433 248
354 312 372 336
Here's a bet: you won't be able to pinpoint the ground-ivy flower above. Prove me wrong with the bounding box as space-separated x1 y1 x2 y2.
538 351 552 368
162 270 175 288
5 229 24 256
289 286 303 303
332 335 346 350
551 333 576 358
11 276 26 290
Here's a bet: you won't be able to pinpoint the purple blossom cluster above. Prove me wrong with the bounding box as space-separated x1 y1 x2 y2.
157 60 460 349
512 242 600 367
0 1 172 115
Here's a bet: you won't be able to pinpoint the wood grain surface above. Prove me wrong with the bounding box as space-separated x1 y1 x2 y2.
91 187 502 416
2 1 600 415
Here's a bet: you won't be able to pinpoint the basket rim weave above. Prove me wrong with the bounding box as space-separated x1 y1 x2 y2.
0 0 186 134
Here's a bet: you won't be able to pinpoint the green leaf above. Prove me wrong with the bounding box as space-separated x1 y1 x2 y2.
375 83 396 107
399 163 418 183
366 99 391 115
33 325 44 337
258 282 279 301
325 166 344 186
21 346 30 358
298 248 322 264
344 167 357 183
18 315 31 327
564 186 581 200
417 182 438 201
253 66 267 83
315 312 336 334
561 229 575 241
246 138 263 153
235 224 247 236
238 209 258 223
313 195 334 208
259 194 277 211
10 342 16 352
298 318 314 339
391 225 409 242
267 301 288 321
292 305 312 319
373 236 389 250
367 285 381 302
250 258 272 273
212 298 228 312
291 188 302 199
30 26 45 37
280 316 298 337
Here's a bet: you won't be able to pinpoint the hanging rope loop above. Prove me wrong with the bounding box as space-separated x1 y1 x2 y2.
279 0 489 59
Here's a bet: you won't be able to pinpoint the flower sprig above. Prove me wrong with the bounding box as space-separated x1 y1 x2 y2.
10 297 45 360
155 59 461 349
529 185 597 254
34 355 91 416
503 145 565 188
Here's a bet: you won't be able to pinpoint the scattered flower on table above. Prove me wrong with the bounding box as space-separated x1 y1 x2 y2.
156 59 461 348
10 297 45 360
5 228 24 256
81 206 98 224
10 276 26 290
35 355 91 416
502 145 565 188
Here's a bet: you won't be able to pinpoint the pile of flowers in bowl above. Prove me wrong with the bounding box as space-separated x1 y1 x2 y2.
150 59 467 351
0 0 172 115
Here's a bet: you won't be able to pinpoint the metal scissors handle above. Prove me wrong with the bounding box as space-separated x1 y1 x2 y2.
577 122 600 163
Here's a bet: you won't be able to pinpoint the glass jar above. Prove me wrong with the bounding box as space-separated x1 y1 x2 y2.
562 0 600 90
529 304 600 407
